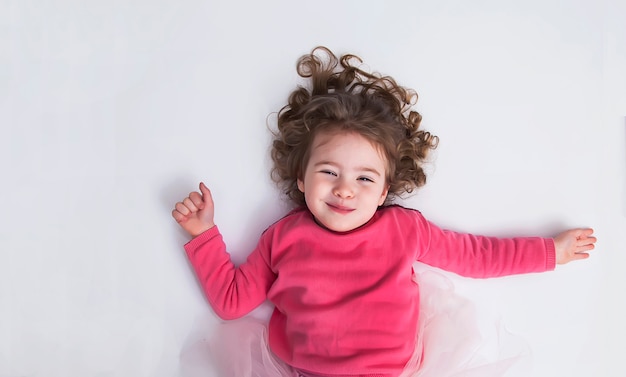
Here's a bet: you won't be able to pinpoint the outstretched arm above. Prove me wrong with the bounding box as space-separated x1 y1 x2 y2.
172 182 216 237
554 228 597 265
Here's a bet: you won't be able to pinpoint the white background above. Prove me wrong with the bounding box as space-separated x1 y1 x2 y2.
1 0 625 376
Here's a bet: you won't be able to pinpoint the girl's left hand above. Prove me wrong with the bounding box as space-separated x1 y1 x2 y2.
554 228 597 265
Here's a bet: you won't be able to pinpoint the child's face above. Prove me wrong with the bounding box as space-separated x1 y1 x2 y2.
297 131 390 232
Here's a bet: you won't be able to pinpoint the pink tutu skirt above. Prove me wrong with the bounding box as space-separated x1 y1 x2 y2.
180 270 531 377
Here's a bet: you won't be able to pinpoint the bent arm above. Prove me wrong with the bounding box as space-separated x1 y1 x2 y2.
184 226 276 319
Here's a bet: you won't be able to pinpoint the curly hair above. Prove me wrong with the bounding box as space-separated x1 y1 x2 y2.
271 46 439 207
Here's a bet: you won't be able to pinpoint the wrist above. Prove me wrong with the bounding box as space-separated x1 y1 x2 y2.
552 238 563 265
191 223 215 238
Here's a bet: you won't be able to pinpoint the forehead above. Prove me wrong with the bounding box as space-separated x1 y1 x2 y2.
309 131 387 165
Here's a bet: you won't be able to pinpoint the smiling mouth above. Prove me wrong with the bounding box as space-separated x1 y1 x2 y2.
327 203 355 214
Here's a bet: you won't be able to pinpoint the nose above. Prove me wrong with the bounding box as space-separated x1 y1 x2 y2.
333 179 354 199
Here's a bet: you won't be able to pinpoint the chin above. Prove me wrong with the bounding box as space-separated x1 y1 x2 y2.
324 221 364 233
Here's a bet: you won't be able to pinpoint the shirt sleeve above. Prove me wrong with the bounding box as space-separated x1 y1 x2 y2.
414 214 556 278
184 226 277 320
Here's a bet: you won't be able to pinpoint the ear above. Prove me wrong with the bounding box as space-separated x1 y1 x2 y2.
297 178 305 193
378 184 390 206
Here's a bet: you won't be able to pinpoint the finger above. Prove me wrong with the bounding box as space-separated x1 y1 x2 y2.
189 191 204 209
576 228 595 238
172 209 187 223
581 235 597 245
577 243 595 252
572 252 590 260
175 202 191 216
183 197 199 212
199 182 214 205
576 235 597 248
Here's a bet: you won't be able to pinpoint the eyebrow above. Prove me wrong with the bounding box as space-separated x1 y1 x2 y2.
313 161 383 177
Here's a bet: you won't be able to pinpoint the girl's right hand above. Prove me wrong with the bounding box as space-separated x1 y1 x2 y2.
172 182 216 237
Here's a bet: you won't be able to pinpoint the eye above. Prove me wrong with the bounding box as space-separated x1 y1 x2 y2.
358 176 374 183
320 170 337 176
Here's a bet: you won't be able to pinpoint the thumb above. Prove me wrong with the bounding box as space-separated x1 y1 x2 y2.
570 228 593 243
199 182 213 205
577 228 594 238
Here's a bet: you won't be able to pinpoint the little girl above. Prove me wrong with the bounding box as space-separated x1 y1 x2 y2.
172 46 596 377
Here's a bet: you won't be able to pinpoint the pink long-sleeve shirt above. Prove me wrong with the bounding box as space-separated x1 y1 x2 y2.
184 205 556 376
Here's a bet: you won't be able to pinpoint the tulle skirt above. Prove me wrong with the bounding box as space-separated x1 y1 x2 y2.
180 270 531 377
